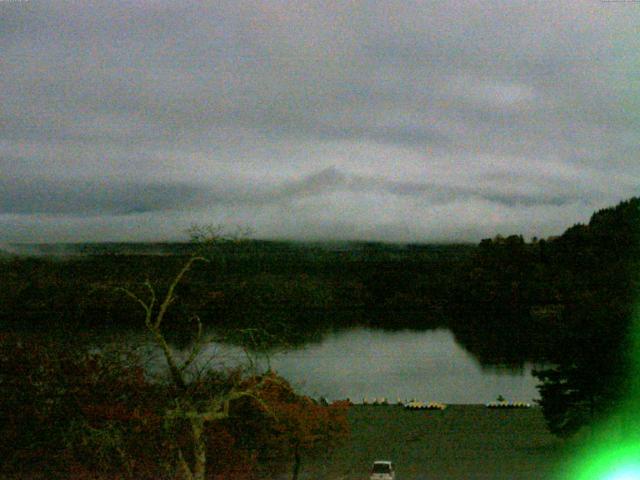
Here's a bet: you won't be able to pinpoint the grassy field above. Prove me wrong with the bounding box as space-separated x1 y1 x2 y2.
301 405 583 480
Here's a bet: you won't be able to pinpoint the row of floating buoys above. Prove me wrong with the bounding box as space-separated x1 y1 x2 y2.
485 401 532 409
403 400 447 411
356 398 447 409
349 397 530 409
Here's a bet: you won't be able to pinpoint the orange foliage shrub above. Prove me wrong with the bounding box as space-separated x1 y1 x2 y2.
0 336 348 480
222 373 350 478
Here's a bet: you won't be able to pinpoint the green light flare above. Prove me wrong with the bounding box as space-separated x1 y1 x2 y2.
567 441 640 480
604 467 640 480
562 309 640 479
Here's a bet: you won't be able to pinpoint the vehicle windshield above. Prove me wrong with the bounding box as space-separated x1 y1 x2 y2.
372 463 391 473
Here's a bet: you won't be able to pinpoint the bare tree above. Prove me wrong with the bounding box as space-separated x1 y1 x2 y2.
119 250 271 480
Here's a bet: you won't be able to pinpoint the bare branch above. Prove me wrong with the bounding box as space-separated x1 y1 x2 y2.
181 315 205 373
177 448 194 480
155 256 208 330
144 278 156 314
115 247 280 480
148 326 187 390
116 286 152 320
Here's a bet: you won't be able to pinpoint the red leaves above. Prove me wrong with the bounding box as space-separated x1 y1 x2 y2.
0 334 349 479
0 334 168 478
205 424 259 479
228 373 350 473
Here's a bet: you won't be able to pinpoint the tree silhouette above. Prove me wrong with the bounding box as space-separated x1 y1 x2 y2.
533 198 640 436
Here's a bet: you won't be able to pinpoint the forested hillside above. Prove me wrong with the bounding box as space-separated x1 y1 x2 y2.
1 199 638 372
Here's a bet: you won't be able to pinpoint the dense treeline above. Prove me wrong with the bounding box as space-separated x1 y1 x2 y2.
1 199 638 369
448 196 639 434
0 243 474 345
448 198 639 369
1 197 639 449
532 198 640 436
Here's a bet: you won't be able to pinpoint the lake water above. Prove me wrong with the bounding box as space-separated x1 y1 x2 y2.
138 327 542 404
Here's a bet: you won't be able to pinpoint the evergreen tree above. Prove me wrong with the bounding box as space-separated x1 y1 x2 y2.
533 198 640 436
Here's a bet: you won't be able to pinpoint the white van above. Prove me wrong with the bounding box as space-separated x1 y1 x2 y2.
370 460 396 480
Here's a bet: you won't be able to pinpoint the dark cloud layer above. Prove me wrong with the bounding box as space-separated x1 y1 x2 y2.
1 1 639 242
0 178 204 215
0 167 599 216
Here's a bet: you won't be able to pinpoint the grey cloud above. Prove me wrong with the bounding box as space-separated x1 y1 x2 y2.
0 167 589 219
0 178 205 216
1 1 638 241
275 167 587 208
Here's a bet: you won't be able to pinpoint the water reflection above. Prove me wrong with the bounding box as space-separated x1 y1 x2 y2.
264 328 541 404
129 327 542 404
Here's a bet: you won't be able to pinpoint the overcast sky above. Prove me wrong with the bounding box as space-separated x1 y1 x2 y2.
2 0 639 243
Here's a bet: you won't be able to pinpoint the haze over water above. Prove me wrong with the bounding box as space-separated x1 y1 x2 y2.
134 327 541 404
265 328 540 404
